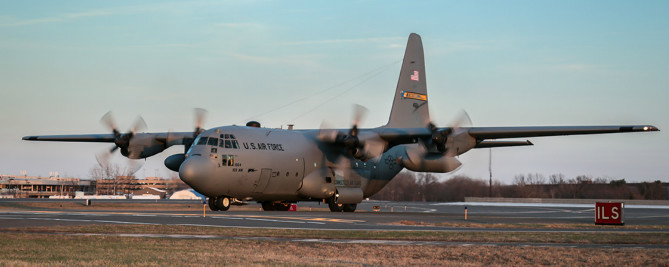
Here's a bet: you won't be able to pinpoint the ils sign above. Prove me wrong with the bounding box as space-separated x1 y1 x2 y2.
595 202 624 225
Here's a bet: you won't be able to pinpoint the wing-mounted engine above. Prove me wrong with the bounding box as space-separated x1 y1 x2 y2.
401 144 464 173
401 112 477 173
96 112 170 167
318 105 386 161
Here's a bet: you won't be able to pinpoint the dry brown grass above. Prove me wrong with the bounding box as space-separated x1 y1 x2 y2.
394 220 669 230
5 224 669 246
0 232 667 266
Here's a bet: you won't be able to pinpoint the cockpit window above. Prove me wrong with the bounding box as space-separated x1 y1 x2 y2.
217 133 240 149
197 137 208 145
207 137 219 146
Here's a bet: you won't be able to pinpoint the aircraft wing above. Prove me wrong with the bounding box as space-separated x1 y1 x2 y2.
468 125 659 140
22 132 195 145
23 134 117 143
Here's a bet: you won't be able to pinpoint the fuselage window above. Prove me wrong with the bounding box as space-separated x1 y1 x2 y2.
222 155 228 166
208 137 219 146
224 140 232 148
197 137 208 145
228 155 234 166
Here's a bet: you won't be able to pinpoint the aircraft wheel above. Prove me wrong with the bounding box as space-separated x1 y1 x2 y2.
342 204 357 212
327 197 343 212
261 202 275 211
208 197 219 211
216 197 231 211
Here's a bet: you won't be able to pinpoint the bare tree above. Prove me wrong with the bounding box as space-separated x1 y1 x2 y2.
89 164 136 195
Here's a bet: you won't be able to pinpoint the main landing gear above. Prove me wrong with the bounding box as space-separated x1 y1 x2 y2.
327 196 356 212
208 196 231 211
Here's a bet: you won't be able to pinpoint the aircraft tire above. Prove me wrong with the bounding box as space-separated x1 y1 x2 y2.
327 197 343 212
208 197 219 211
342 204 357 212
216 197 231 211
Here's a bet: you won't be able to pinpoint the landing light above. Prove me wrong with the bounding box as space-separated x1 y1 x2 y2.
643 126 649 131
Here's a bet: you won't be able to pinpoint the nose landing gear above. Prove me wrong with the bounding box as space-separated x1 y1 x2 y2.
208 196 231 211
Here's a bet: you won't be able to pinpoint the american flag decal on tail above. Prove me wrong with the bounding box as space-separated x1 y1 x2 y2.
410 70 419 81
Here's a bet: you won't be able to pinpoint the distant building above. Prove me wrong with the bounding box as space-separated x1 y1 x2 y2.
95 176 189 197
0 175 95 198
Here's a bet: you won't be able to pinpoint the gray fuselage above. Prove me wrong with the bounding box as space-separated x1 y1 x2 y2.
178 126 404 202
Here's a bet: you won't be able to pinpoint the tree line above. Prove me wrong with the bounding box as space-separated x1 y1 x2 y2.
370 171 668 202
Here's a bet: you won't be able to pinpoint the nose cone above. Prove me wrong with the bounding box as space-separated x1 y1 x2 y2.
179 156 210 190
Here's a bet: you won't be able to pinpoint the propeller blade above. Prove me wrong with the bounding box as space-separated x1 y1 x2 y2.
361 137 385 160
451 110 472 129
95 146 116 168
101 111 120 137
318 121 339 143
130 116 148 134
127 159 145 174
352 104 368 127
194 108 208 136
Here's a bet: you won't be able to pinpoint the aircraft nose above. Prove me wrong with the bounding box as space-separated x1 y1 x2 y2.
179 156 209 188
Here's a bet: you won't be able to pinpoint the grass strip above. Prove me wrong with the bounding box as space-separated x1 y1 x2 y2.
5 224 668 245
0 232 667 266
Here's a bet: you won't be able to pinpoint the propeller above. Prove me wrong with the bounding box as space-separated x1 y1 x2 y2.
427 110 471 155
177 108 208 153
95 111 147 173
400 111 473 173
194 108 207 138
318 104 386 161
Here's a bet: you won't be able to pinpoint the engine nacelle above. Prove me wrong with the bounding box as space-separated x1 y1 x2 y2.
124 133 168 159
164 153 186 172
401 145 462 173
298 170 335 199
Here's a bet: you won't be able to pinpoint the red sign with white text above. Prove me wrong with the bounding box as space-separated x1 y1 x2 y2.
595 202 624 225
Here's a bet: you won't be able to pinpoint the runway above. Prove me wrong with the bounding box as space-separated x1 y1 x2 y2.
1 199 668 231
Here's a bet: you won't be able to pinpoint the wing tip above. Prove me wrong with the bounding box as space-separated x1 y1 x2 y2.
624 126 660 132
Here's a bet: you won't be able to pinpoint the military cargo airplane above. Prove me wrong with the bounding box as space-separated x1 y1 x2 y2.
23 33 658 212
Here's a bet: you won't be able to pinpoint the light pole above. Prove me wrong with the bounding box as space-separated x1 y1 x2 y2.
489 148 492 198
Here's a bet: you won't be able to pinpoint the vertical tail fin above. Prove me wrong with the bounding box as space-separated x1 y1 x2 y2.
385 33 430 129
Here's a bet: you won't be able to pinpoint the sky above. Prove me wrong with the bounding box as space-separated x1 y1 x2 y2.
1 1 667 184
